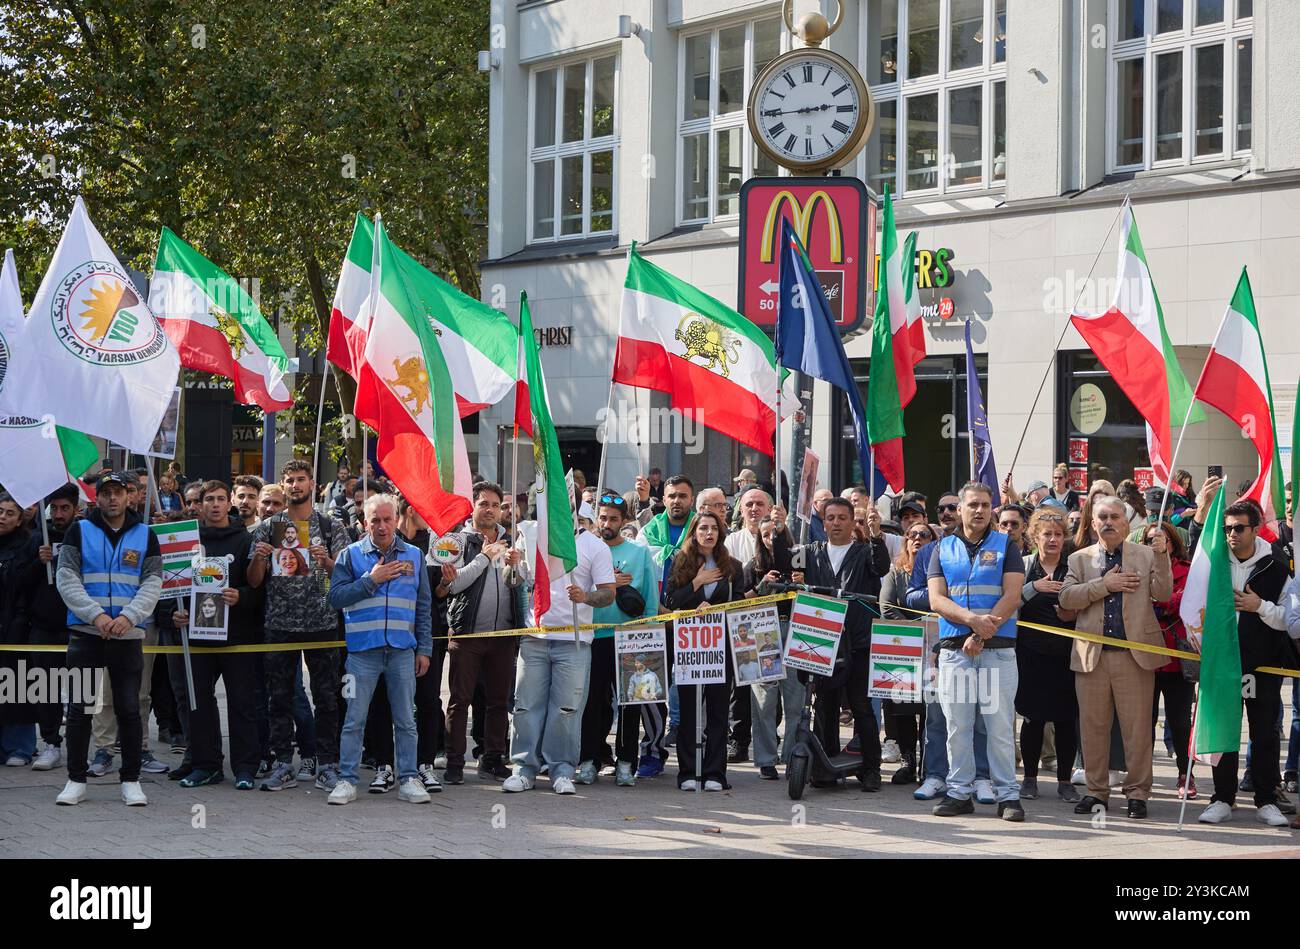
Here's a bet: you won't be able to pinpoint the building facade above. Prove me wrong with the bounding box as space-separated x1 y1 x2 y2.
478 0 1300 507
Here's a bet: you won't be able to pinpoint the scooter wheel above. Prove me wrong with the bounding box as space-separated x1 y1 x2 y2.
787 753 809 801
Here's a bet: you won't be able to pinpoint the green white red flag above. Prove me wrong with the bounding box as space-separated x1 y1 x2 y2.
150 227 294 412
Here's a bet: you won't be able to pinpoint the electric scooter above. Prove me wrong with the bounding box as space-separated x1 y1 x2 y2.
769 582 881 801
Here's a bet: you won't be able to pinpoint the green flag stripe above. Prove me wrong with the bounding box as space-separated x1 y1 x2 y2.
1195 485 1243 755
56 427 97 479
625 248 773 353
866 187 904 444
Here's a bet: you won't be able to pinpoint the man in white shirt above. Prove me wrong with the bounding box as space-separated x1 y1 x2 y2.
504 502 617 795
724 488 774 565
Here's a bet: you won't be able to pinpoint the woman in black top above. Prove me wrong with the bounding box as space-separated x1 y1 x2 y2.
879 520 937 784
1016 507 1080 803
664 511 742 791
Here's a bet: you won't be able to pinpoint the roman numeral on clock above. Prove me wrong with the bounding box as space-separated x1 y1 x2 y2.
785 73 797 89
769 122 786 138
832 83 849 96
832 120 851 134
836 104 854 112
783 133 797 152
804 138 813 156
802 64 813 83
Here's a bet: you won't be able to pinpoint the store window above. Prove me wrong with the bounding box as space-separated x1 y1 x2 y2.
1055 351 1149 491
529 54 618 243
678 16 785 224
863 0 1007 197
1108 0 1253 172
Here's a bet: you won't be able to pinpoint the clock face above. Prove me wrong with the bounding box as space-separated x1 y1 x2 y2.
750 51 869 170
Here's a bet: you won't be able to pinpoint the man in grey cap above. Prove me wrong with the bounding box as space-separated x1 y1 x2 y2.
730 469 759 530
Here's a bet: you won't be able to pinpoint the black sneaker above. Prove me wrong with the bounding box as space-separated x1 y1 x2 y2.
663 725 677 748
1275 788 1296 815
998 800 1026 822
477 756 511 781
1074 795 1108 814
932 795 975 817
1020 777 1039 800
858 769 882 792
1127 799 1148 820
255 756 276 778
443 765 464 785
368 765 395 793
891 762 916 785
1284 775 1299 794
168 763 194 782
727 742 749 763
1239 772 1255 793
759 765 779 780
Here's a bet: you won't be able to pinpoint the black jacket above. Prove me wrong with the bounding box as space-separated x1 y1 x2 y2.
21 522 67 633
1233 551 1294 675
796 538 890 651
664 561 744 612
445 527 525 636
0 526 33 645
196 521 262 645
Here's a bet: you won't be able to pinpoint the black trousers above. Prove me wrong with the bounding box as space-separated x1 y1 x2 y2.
884 699 925 764
1153 670 1194 776
189 650 259 777
579 636 647 765
729 683 752 748
1211 672 1283 808
813 648 880 773
28 627 67 747
158 626 191 764
1021 717 1077 782
364 638 446 767
677 682 731 786
65 633 142 783
264 629 341 763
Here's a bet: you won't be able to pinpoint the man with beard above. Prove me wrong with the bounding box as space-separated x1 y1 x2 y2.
640 475 696 750
248 460 350 792
183 482 204 520
577 496 659 785
936 492 961 536
24 484 81 771
232 476 264 530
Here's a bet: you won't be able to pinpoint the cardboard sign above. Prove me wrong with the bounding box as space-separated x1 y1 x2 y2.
672 611 727 685
189 555 230 642
867 620 925 700
145 386 181 459
726 605 786 686
616 626 668 705
150 519 201 600
782 593 846 676
795 449 820 521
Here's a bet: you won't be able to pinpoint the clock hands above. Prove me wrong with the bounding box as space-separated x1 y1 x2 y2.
760 103 836 118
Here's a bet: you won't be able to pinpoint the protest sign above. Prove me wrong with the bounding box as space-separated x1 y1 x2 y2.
616 626 668 705
189 555 230 642
867 620 925 700
672 611 727 685
783 593 845 676
725 604 785 685
150 519 200 600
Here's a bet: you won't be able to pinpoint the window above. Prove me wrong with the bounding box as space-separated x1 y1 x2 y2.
677 16 785 224
863 0 1007 198
529 55 618 243
1108 0 1252 171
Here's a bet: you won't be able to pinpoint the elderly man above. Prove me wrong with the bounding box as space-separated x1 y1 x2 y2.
696 486 729 528
1059 494 1171 820
326 494 434 804
808 488 834 542
927 482 1025 821
936 492 961 536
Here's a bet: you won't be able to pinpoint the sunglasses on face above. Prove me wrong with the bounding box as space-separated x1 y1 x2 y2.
907 530 933 541
938 503 958 513
1224 523 1252 535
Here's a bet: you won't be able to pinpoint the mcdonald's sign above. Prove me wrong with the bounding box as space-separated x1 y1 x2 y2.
738 176 872 333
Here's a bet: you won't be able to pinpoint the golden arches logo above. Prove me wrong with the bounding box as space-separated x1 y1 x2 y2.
759 190 843 264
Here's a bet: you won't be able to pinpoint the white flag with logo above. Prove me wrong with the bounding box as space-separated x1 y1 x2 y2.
0 198 180 453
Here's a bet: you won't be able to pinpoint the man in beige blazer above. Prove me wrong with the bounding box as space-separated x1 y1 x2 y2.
1059 495 1171 819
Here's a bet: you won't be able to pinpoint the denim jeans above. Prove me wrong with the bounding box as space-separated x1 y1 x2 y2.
938 646 1018 802
668 683 680 728
922 695 989 781
0 724 36 762
509 636 590 781
339 647 418 786
751 670 805 767
1286 679 1300 779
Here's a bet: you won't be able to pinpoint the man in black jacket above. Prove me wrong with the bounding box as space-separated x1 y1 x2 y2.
793 497 890 790
24 484 80 771
172 481 263 790
0 491 35 767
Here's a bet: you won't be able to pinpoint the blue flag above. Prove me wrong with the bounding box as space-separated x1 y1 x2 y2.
775 217 886 492
964 319 1000 505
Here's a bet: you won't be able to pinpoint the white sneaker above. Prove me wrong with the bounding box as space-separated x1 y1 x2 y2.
680 779 699 791
974 779 995 805
32 745 62 771
4 754 26 767
121 781 148 806
913 776 947 801
1257 803 1289 827
502 773 534 793
553 776 576 795
433 753 448 770
1109 770 1125 788
328 781 357 805
1070 768 1086 786
398 778 431 803
574 760 597 785
703 780 724 791
880 739 902 764
1198 801 1233 824
55 780 87 805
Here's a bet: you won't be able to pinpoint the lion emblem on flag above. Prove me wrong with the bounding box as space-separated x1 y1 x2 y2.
385 357 429 417
675 313 742 379
210 304 246 359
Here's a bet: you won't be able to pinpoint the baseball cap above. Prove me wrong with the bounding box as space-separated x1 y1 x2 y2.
897 499 926 518
97 472 132 490
1026 480 1049 494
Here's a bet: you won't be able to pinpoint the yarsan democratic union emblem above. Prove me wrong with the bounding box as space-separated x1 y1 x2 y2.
674 312 742 379
52 261 167 365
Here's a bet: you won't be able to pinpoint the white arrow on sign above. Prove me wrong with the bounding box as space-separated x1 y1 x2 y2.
759 279 779 295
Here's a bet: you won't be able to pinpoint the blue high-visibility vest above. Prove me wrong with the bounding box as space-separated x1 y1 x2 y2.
342 541 422 652
70 520 151 631
936 530 1018 640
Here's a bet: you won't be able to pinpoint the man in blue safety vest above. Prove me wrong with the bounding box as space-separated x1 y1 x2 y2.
327 493 434 805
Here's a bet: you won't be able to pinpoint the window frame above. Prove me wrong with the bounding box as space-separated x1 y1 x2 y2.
527 52 620 245
857 0 1008 199
676 15 789 227
1106 0 1253 174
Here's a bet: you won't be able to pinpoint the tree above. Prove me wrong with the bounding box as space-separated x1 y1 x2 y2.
0 0 490 462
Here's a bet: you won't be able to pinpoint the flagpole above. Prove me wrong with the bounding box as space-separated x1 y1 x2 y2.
40 506 53 585
310 348 330 486
1007 198 1129 477
1177 683 1201 833
594 379 616 496
1157 311 1225 527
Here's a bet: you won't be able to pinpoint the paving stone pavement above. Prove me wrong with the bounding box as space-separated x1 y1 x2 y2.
3 735 1299 858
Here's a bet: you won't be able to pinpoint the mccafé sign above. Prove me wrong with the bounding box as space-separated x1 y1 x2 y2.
738 177 873 333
